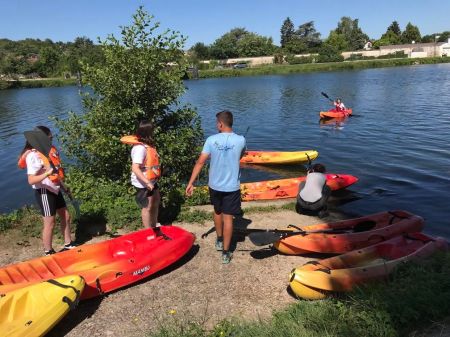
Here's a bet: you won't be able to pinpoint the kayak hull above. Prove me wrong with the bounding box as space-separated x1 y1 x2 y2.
320 108 352 119
241 173 358 201
0 275 85 337
240 150 319 165
0 226 195 299
274 210 424 255
289 232 448 299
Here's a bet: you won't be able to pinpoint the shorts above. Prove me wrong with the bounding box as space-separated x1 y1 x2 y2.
34 188 67 217
209 188 241 215
135 183 159 208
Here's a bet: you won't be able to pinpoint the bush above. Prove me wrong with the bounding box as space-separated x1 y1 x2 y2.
285 55 314 64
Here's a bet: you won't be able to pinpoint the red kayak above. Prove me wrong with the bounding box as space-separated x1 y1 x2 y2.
320 108 352 119
0 226 195 299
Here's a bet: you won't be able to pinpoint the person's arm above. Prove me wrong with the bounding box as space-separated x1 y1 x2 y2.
28 168 54 185
185 152 209 196
132 163 155 190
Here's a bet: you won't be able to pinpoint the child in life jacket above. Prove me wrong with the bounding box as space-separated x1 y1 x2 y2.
127 120 161 228
333 98 346 112
18 126 76 256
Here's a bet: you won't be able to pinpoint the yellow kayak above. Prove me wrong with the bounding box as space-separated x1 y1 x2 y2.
0 275 85 337
240 150 319 165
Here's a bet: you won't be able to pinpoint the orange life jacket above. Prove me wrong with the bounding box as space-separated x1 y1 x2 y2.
120 135 161 180
17 146 65 183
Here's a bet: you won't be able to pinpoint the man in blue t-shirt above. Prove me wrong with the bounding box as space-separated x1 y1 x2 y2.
186 110 246 264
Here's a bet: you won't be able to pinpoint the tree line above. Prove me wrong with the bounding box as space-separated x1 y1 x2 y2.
1 16 449 78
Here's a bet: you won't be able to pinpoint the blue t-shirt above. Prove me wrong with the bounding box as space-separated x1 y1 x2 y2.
202 132 246 192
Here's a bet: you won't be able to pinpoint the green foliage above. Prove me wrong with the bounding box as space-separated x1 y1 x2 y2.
386 21 402 37
55 7 204 221
317 43 344 63
330 17 369 51
374 30 402 48
148 252 450 337
280 17 295 48
210 28 276 59
325 31 349 51
285 55 314 64
189 42 211 60
401 22 421 44
273 52 284 64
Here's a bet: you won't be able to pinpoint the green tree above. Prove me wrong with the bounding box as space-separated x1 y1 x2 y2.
236 33 276 57
401 22 421 43
317 43 344 63
189 42 210 60
325 31 349 51
296 21 322 51
374 30 401 48
37 46 60 76
280 17 295 48
386 21 401 36
55 7 203 214
210 28 247 59
332 16 369 51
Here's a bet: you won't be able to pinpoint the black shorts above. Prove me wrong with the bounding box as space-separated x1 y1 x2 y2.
35 188 67 217
209 188 241 215
135 184 159 208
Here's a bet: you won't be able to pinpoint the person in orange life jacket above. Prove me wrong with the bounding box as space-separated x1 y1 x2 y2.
296 163 331 218
18 126 76 256
333 98 346 112
129 120 161 228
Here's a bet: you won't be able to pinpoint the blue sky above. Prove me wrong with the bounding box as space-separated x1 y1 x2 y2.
1 0 449 48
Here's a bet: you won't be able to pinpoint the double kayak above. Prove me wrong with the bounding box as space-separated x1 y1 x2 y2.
273 210 424 255
241 174 358 201
289 232 448 300
320 108 352 119
0 226 195 299
240 150 319 165
0 275 85 337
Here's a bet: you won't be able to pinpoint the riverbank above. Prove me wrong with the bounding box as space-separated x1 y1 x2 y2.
196 56 450 79
0 77 77 90
0 201 449 337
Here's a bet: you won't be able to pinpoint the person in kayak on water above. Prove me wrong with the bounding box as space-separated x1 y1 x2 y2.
186 110 246 264
296 163 331 218
129 120 161 229
333 98 346 112
18 126 76 256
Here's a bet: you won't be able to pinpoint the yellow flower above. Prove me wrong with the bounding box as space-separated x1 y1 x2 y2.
169 309 176 315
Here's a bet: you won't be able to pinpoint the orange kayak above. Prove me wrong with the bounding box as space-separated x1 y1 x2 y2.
274 210 424 255
0 226 195 299
289 232 448 299
240 173 358 201
320 108 352 119
240 150 319 165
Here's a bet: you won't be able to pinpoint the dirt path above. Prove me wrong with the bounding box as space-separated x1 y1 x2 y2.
0 201 334 337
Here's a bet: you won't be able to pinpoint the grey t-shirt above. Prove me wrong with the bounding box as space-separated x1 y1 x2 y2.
299 172 326 203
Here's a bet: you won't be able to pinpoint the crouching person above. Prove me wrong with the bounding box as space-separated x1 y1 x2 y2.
296 163 330 218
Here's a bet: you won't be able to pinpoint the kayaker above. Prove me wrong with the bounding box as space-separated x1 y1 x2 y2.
296 163 331 218
333 98 346 112
129 120 161 229
186 110 246 264
18 126 76 256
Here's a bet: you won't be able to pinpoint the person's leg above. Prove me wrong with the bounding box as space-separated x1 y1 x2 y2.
56 207 72 245
148 189 161 227
209 188 224 250
222 213 233 252
135 188 151 228
221 190 241 263
42 215 55 251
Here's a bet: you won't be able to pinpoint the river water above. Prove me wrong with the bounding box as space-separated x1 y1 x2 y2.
1 64 450 239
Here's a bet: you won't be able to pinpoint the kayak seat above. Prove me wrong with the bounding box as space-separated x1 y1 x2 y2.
109 240 135 258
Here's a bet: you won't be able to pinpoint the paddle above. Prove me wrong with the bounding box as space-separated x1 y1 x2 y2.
24 130 81 218
321 92 333 102
248 220 376 246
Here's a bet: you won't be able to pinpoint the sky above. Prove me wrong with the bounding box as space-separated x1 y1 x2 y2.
1 0 449 48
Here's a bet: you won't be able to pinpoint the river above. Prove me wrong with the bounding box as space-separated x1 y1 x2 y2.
1 63 450 239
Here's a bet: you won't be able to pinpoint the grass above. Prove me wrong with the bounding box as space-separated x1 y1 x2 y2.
196 57 450 79
147 251 450 337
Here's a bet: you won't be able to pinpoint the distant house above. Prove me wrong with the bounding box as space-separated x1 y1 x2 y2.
363 41 373 50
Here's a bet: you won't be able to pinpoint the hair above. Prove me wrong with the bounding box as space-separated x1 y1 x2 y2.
310 163 326 173
336 98 341 102
136 120 155 146
35 125 51 136
20 141 33 156
216 110 233 127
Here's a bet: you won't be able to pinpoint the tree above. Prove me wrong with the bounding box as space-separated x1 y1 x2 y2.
374 30 401 48
280 17 295 48
386 21 401 36
325 31 349 51
38 46 60 76
401 23 421 43
189 42 210 60
332 16 369 51
296 21 322 50
55 7 203 213
236 33 276 57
